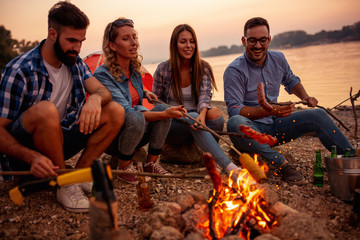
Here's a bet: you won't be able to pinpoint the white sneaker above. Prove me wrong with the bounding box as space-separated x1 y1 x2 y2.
56 184 90 213
79 182 93 195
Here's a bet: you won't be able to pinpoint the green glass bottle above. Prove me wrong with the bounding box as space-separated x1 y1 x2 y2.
343 148 351 157
331 145 337 158
313 150 324 187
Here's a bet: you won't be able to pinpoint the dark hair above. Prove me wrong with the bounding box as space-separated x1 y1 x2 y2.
169 24 216 105
244 17 270 36
48 1 89 31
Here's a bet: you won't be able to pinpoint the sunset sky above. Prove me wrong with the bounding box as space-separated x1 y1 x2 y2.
1 0 359 63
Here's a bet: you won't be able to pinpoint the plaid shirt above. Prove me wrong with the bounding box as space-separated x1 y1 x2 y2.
152 60 213 112
0 40 92 130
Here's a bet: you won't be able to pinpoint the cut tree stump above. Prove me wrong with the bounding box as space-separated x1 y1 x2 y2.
160 139 203 164
89 198 123 240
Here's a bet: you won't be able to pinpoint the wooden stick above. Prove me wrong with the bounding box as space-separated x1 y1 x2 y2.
153 100 267 183
208 191 220 240
178 118 247 137
330 90 360 110
268 100 350 132
0 167 208 179
350 87 359 140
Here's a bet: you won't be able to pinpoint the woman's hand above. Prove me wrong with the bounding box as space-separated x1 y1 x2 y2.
165 105 187 119
191 108 207 130
144 90 158 103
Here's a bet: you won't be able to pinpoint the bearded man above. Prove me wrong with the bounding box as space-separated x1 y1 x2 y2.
0 1 124 212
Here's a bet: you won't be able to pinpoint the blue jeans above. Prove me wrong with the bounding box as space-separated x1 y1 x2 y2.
166 111 232 169
227 108 354 168
110 104 171 160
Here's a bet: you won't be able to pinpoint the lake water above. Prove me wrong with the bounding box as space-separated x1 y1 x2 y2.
144 42 360 108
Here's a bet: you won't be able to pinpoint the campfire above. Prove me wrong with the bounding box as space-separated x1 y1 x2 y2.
197 154 278 240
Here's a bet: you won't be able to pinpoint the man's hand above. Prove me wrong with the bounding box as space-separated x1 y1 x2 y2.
144 90 158 103
30 155 59 178
272 103 295 118
303 96 318 107
77 94 102 134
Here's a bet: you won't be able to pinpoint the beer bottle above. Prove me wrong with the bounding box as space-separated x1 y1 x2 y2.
313 150 324 187
331 145 337 158
343 148 351 157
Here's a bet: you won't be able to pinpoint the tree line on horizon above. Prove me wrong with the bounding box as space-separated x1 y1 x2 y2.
200 21 360 58
0 26 39 72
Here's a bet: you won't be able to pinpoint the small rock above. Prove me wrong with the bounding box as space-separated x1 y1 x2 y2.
221 235 244 240
254 233 281 240
150 226 184 240
185 232 206 240
176 193 195 213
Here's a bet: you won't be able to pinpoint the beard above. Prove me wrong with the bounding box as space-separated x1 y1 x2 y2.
54 36 78 66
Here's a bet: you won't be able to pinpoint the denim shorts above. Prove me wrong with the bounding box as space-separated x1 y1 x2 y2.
7 114 90 170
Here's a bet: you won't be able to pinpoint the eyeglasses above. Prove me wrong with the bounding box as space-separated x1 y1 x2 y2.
244 37 269 46
108 19 134 41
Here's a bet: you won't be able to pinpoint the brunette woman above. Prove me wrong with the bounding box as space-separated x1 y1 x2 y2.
94 18 185 184
153 24 239 175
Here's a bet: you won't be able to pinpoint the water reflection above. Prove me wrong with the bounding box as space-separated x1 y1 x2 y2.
144 42 360 108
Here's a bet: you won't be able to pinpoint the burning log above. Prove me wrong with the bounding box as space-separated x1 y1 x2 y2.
199 156 277 240
203 153 223 240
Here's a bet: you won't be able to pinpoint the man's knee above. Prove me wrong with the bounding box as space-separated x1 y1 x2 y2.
22 101 60 131
102 101 125 130
300 108 328 122
227 115 251 132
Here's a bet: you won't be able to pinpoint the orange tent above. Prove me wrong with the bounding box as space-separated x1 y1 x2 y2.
83 52 154 109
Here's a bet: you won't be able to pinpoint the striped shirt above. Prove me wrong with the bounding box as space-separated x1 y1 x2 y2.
152 60 213 112
0 40 92 130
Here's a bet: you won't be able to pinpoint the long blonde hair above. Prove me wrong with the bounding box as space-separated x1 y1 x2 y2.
102 17 142 81
169 24 217 105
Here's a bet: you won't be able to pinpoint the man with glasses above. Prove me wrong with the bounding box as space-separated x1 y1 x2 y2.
224 17 354 184
0 1 124 212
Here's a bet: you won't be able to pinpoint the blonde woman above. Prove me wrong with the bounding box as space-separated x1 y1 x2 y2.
94 18 185 184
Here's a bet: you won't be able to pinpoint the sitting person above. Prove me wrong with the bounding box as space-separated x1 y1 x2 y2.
94 18 185 184
224 17 355 184
152 24 239 175
0 1 124 212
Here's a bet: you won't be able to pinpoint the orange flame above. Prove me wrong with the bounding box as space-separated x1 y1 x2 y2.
197 154 277 239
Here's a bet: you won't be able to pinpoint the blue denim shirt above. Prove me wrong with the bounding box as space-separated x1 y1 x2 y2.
94 64 148 113
223 51 300 124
